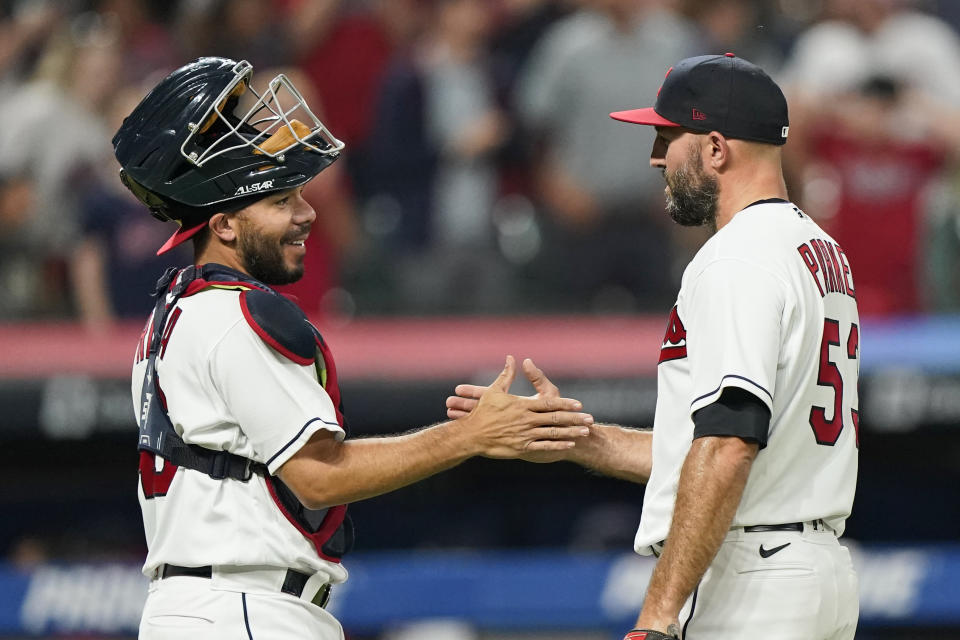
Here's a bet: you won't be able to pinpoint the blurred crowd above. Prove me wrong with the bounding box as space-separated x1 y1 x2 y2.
2 0 960 325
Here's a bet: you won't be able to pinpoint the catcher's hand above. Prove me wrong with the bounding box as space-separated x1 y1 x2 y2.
623 630 680 640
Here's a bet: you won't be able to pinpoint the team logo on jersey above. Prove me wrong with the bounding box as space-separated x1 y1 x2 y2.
659 305 687 364
234 179 274 195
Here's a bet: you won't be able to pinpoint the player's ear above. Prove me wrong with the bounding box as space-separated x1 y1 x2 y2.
705 131 729 170
208 212 238 243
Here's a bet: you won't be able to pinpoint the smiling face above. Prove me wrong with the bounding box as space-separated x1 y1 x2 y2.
233 187 316 285
651 127 720 229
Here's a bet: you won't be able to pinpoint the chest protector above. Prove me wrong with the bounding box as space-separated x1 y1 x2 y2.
137 263 352 562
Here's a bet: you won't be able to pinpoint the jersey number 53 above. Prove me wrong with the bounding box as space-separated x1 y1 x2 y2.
810 318 859 447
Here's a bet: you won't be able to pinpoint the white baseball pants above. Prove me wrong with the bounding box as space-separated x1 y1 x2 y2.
139 573 344 640
678 524 859 639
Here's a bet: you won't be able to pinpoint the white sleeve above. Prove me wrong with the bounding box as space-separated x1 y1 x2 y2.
684 259 785 417
208 319 344 474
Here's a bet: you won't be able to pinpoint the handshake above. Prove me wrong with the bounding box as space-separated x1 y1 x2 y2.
443 355 595 462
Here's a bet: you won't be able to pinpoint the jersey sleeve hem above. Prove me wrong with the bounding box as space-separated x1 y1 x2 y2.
690 374 773 416
266 417 344 475
692 388 771 448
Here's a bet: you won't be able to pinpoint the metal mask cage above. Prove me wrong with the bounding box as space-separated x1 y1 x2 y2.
179 60 344 167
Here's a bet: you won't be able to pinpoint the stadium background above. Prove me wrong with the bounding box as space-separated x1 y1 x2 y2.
2 0 960 638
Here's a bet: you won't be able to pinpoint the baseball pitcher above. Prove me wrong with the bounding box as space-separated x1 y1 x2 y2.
450 54 861 639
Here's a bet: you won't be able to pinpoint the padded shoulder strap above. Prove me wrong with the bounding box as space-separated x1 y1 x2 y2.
239 288 316 365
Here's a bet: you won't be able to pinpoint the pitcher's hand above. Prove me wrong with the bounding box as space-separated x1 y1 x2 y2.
447 358 563 417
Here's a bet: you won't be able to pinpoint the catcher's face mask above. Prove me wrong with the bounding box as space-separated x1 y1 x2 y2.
180 60 344 168
115 57 345 255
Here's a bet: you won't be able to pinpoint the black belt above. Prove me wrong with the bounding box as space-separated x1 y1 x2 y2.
160 564 332 608
652 520 829 557
744 519 826 533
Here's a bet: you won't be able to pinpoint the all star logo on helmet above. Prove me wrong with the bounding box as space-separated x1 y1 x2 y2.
235 180 275 196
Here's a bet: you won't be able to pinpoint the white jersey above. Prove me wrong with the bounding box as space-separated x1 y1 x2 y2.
636 200 860 553
131 286 348 584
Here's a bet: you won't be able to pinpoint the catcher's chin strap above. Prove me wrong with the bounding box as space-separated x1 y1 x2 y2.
623 630 680 640
138 265 266 481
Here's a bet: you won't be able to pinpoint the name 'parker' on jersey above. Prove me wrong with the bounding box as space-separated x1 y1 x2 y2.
797 238 856 300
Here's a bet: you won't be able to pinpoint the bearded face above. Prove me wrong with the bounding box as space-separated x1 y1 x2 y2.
235 217 309 285
663 143 720 229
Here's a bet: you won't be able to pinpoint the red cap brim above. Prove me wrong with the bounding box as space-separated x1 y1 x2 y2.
609 107 681 127
157 220 208 255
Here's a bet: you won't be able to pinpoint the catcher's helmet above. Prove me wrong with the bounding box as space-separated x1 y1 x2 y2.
113 57 343 254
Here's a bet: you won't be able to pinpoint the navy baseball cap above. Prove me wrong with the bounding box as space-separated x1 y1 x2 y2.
610 53 789 146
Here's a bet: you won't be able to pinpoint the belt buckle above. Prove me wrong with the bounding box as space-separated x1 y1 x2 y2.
312 583 332 608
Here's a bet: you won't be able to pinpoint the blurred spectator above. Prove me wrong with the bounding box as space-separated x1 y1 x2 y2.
488 0 574 106
679 0 785 73
488 0 574 196
99 0 178 83
176 0 291 69
794 78 952 314
4 0 960 320
0 21 120 247
362 38 436 256
291 0 421 198
288 0 435 314
516 0 698 311
69 86 191 329
0 1 61 100
0 17 121 318
0 170 50 319
781 0 960 104
416 0 518 312
357 0 517 313
422 0 509 250
781 0 960 313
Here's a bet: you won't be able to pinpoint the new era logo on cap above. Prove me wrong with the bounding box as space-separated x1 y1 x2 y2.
610 54 789 146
